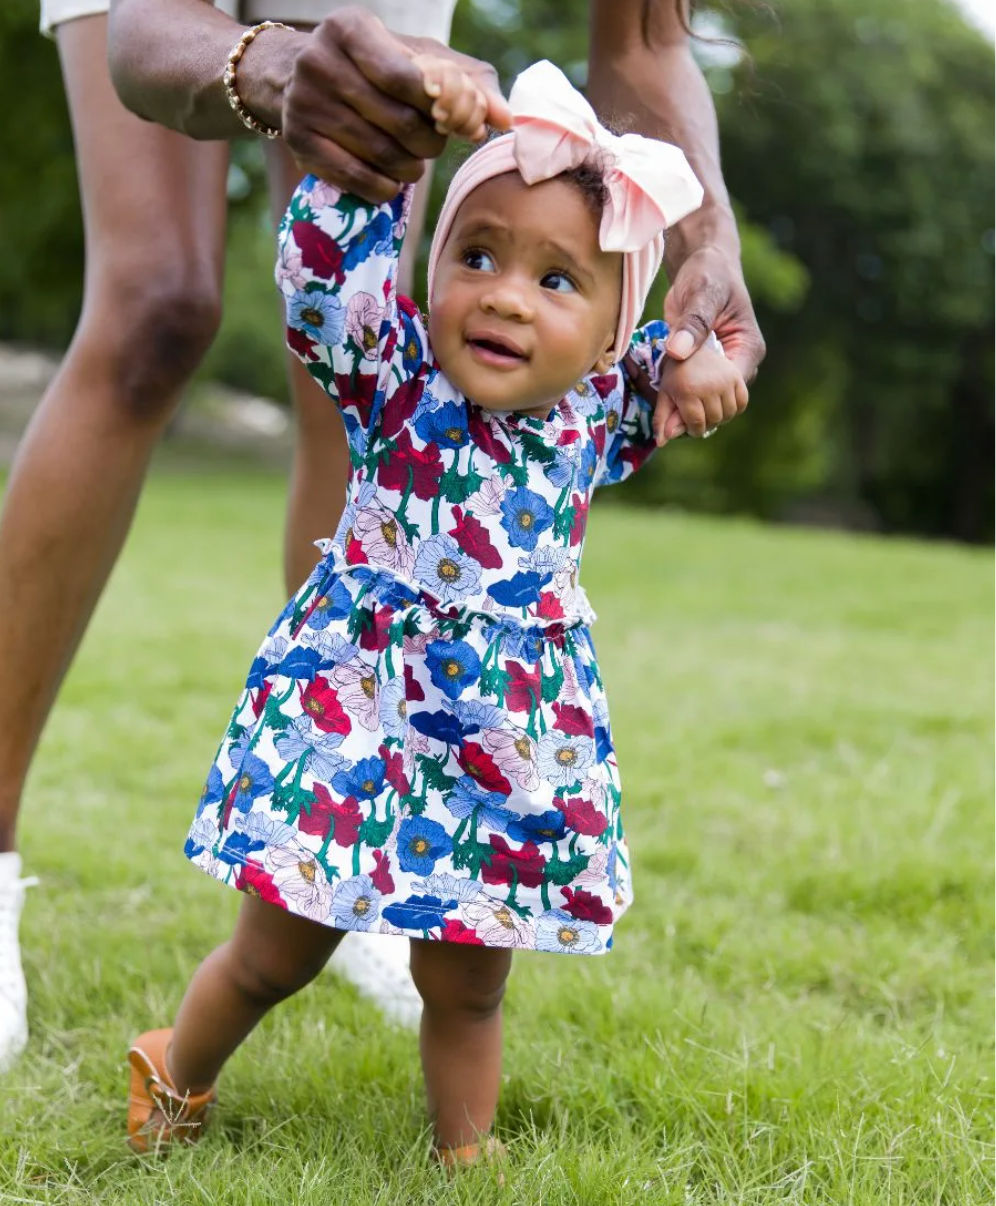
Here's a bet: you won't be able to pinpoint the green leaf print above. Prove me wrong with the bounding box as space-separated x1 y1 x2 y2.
544 850 590 886
438 461 484 504
416 754 458 795
541 659 565 704
358 814 394 849
518 429 557 465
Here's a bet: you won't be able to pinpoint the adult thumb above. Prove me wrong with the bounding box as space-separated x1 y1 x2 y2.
664 279 723 361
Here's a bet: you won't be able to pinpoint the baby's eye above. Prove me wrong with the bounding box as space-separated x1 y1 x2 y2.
463 249 496 273
541 271 577 294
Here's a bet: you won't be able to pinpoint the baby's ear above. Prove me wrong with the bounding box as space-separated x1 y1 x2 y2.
593 347 617 375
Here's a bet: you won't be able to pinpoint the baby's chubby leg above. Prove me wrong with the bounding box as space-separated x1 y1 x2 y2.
166 897 345 1095
409 939 513 1152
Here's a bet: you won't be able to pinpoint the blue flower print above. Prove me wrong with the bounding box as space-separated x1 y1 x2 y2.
408 709 464 746
547 447 578 489
536 731 595 789
305 578 353 629
399 306 423 374
446 776 519 833
500 487 555 551
499 624 544 663
381 894 456 931
341 211 392 270
274 646 327 683
229 752 274 814
487 571 552 609
274 715 347 780
449 699 506 733
414 399 469 449
332 755 386 800
397 816 453 875
413 534 482 604
378 676 407 739
426 639 481 700
535 908 602 954
578 440 599 491
196 765 225 816
507 809 567 846
332 874 381 931
218 828 265 867
288 287 345 345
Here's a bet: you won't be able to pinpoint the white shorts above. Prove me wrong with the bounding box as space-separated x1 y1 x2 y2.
40 0 457 42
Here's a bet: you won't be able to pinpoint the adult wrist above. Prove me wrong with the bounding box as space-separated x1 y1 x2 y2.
234 24 310 134
664 201 742 279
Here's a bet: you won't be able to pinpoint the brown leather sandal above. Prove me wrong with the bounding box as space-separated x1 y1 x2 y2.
127 1028 216 1154
434 1136 507 1180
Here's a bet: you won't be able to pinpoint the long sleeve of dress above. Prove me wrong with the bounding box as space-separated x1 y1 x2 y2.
275 178 422 446
595 319 669 489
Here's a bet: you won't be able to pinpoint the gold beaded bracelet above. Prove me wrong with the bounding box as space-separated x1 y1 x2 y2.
223 20 293 139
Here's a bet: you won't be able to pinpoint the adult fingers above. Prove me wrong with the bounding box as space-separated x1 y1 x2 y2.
289 131 413 204
663 272 726 362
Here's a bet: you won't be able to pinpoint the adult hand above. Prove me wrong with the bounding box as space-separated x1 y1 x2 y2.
281 8 511 203
658 245 765 440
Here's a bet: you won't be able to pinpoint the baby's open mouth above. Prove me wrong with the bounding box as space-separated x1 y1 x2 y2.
466 333 529 364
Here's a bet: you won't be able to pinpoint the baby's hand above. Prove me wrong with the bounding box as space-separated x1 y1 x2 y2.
653 342 749 446
414 54 491 142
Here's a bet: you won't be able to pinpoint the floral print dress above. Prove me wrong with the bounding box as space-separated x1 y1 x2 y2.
185 178 668 956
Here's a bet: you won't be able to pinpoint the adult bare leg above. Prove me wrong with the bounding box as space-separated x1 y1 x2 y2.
0 15 228 1064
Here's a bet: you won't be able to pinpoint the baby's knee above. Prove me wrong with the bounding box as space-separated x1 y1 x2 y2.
410 944 511 1020
229 942 327 1010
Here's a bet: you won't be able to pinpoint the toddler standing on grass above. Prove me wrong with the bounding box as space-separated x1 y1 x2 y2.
126 57 748 1168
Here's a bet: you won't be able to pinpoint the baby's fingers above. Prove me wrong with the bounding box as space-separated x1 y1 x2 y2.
436 78 488 140
653 392 686 446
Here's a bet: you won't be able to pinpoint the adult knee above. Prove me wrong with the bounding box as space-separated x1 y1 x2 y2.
78 272 222 424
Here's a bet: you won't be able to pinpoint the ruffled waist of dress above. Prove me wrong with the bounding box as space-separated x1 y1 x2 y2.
314 539 597 638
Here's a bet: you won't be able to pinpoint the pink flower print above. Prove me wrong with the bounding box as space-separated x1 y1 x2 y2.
461 894 535 949
330 659 380 730
265 844 334 922
351 506 415 576
346 291 387 359
464 474 507 518
275 243 307 291
481 728 540 791
303 179 343 211
401 724 430 778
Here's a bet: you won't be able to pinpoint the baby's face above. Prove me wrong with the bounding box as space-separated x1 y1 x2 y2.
428 173 622 416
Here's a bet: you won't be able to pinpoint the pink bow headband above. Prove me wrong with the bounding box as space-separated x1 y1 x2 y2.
427 59 704 354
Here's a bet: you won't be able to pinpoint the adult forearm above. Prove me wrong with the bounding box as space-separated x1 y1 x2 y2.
108 0 305 139
587 2 741 277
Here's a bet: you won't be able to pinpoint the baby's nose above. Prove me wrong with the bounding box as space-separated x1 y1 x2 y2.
481 281 534 322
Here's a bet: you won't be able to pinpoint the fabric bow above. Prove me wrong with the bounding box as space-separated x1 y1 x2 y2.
509 60 704 252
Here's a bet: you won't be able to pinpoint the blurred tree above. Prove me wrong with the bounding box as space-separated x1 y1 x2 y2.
714 0 994 539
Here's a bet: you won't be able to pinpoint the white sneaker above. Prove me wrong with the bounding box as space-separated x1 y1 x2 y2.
0 853 35 1072
330 934 422 1029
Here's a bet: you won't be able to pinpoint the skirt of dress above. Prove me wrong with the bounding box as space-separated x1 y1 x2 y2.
185 556 633 955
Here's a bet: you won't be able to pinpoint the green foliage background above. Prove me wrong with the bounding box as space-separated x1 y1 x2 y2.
0 0 991 539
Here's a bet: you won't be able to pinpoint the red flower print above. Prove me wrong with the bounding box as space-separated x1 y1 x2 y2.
535 591 565 621
505 662 541 714
298 786 335 839
292 220 345 282
359 604 394 652
467 409 512 464
379 429 443 500
345 534 369 564
380 745 410 796
557 428 581 446
404 662 425 703
457 741 512 795
554 795 608 837
560 885 613 925
592 422 607 459
438 918 484 945
286 326 318 362
251 680 273 719
236 861 285 908
334 369 377 427
381 376 424 441
552 701 594 738
299 677 351 735
449 507 502 569
309 785 363 848
569 492 589 547
481 835 547 889
370 849 395 894
591 372 617 399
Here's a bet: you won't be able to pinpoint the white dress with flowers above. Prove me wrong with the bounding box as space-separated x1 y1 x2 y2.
185 178 668 955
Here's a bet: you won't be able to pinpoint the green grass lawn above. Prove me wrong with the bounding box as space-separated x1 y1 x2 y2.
1 471 992 1205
